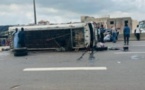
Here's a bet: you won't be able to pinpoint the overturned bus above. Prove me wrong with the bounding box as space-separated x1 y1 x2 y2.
8 22 96 53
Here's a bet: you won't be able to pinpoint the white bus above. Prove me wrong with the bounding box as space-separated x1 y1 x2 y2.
8 22 96 51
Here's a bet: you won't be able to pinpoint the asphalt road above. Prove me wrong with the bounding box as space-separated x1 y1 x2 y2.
0 41 145 90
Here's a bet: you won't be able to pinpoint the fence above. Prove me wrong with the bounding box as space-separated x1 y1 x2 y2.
118 33 145 41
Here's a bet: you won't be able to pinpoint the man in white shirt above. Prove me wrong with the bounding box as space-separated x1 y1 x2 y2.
135 25 141 41
13 28 20 48
111 26 117 43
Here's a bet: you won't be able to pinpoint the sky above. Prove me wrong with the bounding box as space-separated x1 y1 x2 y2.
0 0 145 25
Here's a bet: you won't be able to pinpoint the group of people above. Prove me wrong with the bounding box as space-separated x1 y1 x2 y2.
13 28 25 48
123 24 142 45
96 25 119 43
96 23 140 45
0 39 6 46
96 25 106 43
0 39 10 46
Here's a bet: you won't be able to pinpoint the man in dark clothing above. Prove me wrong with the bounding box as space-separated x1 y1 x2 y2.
96 26 100 42
2 39 6 46
100 25 105 43
18 28 26 47
123 24 130 45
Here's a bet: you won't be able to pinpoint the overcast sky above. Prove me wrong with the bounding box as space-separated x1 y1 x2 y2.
0 0 145 25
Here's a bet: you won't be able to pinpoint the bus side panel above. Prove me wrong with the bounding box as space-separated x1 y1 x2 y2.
9 27 87 51
25 29 72 50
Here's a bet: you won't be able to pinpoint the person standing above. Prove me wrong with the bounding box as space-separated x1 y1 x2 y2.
123 24 130 45
116 28 119 40
13 28 20 48
135 25 141 41
18 28 26 47
111 27 117 43
100 25 105 43
6 39 10 46
2 39 6 46
96 26 100 42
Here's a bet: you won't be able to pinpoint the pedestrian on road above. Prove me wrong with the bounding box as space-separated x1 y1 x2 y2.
123 24 130 45
116 28 119 40
134 25 141 41
2 39 6 46
111 26 117 43
18 28 26 47
100 25 105 43
13 28 20 48
6 39 10 46
96 26 100 42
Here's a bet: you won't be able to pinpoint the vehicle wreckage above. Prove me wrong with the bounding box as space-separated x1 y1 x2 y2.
9 22 105 56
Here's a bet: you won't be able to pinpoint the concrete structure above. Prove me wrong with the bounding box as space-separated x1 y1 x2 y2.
81 16 138 33
132 20 139 33
38 20 50 25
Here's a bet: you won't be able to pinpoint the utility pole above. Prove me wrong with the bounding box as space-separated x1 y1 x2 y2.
33 0 37 24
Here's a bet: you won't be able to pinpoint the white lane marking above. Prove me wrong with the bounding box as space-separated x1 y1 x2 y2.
23 67 107 71
117 61 121 64
115 52 145 54
131 45 145 47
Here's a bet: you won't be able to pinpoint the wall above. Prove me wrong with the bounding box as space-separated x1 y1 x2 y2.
132 20 139 33
81 16 108 28
107 17 132 34
81 16 138 34
81 16 96 22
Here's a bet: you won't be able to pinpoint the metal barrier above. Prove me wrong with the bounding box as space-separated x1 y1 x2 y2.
118 33 145 41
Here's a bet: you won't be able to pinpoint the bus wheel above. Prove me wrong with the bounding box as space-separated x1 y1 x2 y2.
14 48 28 56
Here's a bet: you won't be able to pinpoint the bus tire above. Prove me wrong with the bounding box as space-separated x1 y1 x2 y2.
14 48 28 56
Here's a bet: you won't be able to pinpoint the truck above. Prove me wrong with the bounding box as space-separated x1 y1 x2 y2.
139 20 145 33
8 22 96 54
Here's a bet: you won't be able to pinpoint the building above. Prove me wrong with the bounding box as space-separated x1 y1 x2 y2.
38 20 50 25
81 16 138 33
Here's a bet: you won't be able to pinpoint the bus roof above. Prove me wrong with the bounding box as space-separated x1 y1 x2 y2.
8 23 86 32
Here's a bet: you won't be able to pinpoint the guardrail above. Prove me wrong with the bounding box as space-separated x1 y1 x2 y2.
118 33 145 41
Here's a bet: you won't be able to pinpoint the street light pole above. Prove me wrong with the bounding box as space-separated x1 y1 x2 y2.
33 0 37 24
